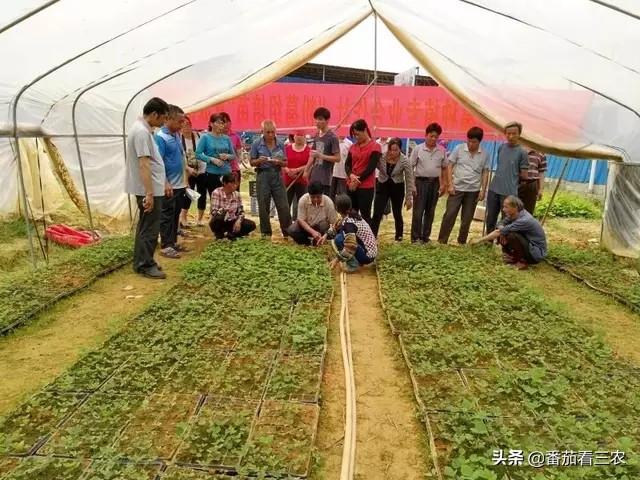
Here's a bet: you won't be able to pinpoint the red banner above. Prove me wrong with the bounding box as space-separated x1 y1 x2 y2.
190 83 500 140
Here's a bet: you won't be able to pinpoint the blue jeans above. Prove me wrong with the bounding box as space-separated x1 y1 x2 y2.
333 232 374 267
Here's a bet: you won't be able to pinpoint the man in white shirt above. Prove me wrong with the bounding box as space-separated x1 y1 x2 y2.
438 127 490 245
409 123 448 243
125 97 170 279
287 181 338 246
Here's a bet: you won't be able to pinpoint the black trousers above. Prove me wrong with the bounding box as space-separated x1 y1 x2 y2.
371 180 405 239
160 187 185 249
330 177 347 200
287 182 307 221
205 172 223 201
134 195 163 273
287 220 330 246
518 180 538 215
438 190 480 244
485 190 507 234
182 173 209 211
348 187 374 225
209 215 256 239
411 177 440 242
501 232 537 264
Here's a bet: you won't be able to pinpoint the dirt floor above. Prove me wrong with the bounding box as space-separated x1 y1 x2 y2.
521 262 640 366
311 268 429 480
1 189 633 478
0 230 210 416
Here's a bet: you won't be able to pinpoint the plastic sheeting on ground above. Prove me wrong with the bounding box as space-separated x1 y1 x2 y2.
602 163 640 259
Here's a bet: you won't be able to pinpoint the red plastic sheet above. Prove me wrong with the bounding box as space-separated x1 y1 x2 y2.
45 224 98 248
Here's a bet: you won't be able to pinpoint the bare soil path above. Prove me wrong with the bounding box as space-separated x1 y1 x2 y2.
312 268 429 479
0 232 210 415
521 262 640 366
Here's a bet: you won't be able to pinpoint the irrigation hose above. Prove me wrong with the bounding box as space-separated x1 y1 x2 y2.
339 272 357 480
544 259 639 313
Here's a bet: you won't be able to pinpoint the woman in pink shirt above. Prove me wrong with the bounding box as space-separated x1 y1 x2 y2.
221 112 243 191
283 129 310 220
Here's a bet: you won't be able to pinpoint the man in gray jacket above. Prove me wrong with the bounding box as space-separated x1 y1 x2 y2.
471 195 547 270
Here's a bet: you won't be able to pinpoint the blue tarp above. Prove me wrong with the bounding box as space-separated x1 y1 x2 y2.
425 139 608 185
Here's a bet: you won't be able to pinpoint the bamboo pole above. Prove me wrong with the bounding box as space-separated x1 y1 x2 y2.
541 158 570 226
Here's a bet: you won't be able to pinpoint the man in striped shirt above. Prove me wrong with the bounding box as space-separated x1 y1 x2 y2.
518 149 547 214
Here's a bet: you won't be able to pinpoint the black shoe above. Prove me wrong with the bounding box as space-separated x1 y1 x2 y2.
141 266 166 279
395 236 403 242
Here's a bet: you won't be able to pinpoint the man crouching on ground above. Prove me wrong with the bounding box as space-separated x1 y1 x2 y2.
287 181 337 246
470 195 547 269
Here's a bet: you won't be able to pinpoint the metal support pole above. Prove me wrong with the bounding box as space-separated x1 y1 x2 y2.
334 78 377 132
373 12 379 134
7 2 197 234
588 158 597 194
122 66 192 228
72 111 96 233
0 0 60 35
71 69 133 233
12 110 37 268
541 158 570 226
600 160 610 244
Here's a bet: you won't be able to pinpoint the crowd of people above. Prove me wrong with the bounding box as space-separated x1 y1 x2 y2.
124 97 548 279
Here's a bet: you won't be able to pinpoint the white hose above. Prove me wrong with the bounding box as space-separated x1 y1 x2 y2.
339 272 357 480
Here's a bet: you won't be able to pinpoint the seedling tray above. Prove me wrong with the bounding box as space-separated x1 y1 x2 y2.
0 391 88 456
175 396 259 470
265 353 324 404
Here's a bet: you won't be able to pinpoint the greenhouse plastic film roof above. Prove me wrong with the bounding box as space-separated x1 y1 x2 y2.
0 0 639 223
